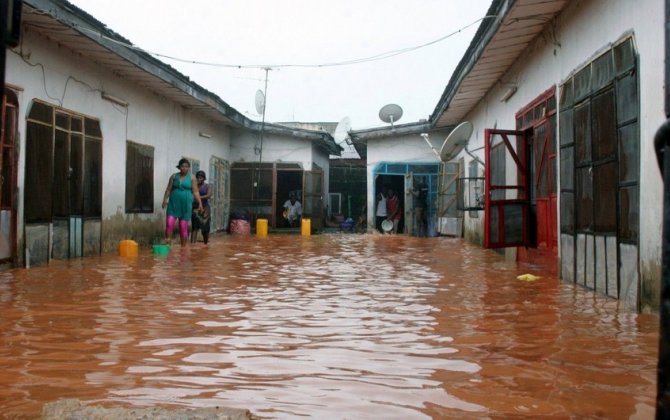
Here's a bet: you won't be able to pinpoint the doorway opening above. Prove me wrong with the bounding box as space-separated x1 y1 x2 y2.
515 87 557 269
276 169 302 228
375 174 405 233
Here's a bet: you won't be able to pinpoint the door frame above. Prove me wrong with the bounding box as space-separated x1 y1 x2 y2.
0 88 18 264
484 128 531 248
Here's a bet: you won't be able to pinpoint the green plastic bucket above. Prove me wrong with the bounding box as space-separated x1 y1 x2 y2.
152 244 170 255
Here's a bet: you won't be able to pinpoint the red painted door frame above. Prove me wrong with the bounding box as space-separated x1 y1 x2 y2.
484 129 531 248
515 87 558 268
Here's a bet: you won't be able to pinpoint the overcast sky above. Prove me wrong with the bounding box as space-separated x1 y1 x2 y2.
67 0 492 130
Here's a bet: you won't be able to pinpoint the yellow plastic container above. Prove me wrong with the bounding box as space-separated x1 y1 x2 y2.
256 218 268 237
301 218 311 236
119 240 139 257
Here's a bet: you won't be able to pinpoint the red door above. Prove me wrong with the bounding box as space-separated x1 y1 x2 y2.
484 129 531 248
532 117 558 251
513 88 558 269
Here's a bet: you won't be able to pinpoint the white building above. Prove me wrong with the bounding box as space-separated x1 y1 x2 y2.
352 0 663 311
2 0 340 266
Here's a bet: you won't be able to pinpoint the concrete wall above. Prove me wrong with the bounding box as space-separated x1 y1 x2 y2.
456 0 664 310
230 128 331 197
313 146 330 193
230 129 312 168
365 129 450 231
6 29 232 255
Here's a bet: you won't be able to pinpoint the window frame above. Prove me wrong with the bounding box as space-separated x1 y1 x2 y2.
125 140 155 214
25 100 103 223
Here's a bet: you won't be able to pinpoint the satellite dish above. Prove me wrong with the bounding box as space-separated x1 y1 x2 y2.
254 89 266 115
334 116 352 144
379 104 403 127
440 121 473 161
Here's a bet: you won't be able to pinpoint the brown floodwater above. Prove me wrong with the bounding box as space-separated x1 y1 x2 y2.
0 234 659 418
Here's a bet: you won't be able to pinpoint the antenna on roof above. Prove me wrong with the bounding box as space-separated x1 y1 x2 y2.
333 116 352 145
379 103 403 128
254 67 271 223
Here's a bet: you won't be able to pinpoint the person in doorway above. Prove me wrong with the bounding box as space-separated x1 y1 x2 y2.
412 177 429 237
283 193 302 227
386 189 402 234
162 158 202 247
191 170 213 244
375 191 387 233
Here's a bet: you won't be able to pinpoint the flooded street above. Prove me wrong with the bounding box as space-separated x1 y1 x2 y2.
0 234 658 418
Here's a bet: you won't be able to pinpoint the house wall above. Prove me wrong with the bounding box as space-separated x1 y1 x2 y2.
313 146 330 193
457 0 664 310
329 160 367 220
229 129 331 226
365 129 450 232
230 129 312 168
6 29 232 256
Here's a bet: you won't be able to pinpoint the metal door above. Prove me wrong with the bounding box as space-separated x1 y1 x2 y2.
404 172 414 235
303 169 323 229
437 160 462 236
208 157 229 232
484 129 531 248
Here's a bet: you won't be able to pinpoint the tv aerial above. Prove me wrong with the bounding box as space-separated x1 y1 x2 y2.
440 121 473 161
379 103 403 128
333 116 352 145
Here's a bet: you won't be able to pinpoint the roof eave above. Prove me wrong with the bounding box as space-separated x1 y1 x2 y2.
428 0 510 127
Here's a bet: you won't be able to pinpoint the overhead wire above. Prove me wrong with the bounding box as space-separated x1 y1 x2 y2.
67 15 499 70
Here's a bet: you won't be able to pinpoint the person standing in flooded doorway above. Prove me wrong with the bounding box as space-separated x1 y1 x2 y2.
386 189 402 234
162 158 203 247
191 170 212 244
412 177 429 236
283 193 302 228
375 191 387 233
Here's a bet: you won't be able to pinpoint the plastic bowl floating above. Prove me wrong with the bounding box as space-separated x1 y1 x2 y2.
517 273 540 282
381 219 393 232
152 244 170 255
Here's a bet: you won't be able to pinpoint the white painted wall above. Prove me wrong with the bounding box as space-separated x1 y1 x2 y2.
312 146 331 195
230 130 312 168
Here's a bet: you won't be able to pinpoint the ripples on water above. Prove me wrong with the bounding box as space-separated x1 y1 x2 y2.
0 234 658 418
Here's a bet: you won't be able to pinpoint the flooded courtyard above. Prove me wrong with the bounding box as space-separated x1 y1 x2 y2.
0 234 659 418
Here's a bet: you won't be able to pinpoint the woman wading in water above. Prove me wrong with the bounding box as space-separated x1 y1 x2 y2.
162 158 202 246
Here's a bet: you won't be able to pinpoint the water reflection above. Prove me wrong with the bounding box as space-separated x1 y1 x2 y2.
0 234 658 418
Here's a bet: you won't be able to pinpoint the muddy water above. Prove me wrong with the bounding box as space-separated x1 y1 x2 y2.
0 234 658 418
